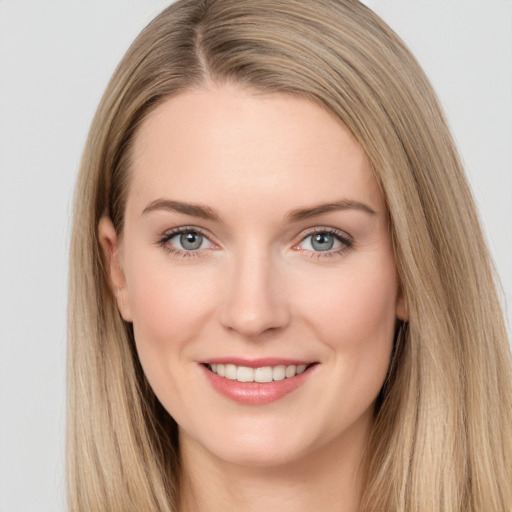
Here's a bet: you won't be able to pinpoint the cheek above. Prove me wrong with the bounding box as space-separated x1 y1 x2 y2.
331 272 397 344
302 259 398 332
124 255 219 373
305 265 399 431
298 257 399 382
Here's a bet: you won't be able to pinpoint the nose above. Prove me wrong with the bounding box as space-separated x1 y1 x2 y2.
219 249 291 338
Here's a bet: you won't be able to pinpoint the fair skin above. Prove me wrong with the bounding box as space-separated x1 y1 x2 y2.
100 85 405 512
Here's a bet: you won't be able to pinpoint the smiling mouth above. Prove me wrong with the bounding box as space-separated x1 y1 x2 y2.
204 363 314 383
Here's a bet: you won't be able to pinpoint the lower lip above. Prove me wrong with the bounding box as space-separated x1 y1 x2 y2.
200 364 315 405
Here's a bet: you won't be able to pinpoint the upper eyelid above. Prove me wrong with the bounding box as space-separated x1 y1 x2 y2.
297 226 353 242
161 225 213 240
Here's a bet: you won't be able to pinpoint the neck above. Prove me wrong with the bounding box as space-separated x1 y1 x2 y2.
178 418 370 512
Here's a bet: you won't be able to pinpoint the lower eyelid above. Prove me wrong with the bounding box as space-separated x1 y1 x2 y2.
307 244 351 259
160 239 213 259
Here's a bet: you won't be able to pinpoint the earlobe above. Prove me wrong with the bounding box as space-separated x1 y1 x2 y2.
98 216 133 322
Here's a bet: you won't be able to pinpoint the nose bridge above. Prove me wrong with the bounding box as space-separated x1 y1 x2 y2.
220 242 290 337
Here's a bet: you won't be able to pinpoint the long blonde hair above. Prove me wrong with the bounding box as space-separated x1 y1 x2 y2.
68 1 512 510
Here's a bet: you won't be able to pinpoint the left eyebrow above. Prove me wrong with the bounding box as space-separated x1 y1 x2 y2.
285 199 376 223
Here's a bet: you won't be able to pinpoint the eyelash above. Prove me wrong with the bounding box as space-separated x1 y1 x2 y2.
157 226 353 260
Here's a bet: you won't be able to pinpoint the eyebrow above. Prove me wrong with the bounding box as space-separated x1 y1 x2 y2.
141 199 220 221
141 198 376 222
285 199 376 222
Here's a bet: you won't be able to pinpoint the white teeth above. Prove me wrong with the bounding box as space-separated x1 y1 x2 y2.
272 365 286 381
254 366 273 383
285 365 296 378
208 363 310 383
225 364 237 380
236 366 254 382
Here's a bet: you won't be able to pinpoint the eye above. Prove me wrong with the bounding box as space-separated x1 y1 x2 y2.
304 232 338 251
158 227 214 256
172 231 208 251
296 229 352 256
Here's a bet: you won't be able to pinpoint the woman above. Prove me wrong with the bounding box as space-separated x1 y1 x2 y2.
67 1 512 510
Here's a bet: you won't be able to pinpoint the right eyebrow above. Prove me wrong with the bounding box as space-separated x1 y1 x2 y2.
141 199 220 221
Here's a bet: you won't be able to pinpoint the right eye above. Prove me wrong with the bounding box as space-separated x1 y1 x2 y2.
170 231 209 251
159 227 215 257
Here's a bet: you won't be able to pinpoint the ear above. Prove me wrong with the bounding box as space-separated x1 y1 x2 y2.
395 286 408 322
98 216 132 322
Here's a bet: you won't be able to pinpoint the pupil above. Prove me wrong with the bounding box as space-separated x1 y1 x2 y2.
312 233 334 251
180 232 202 250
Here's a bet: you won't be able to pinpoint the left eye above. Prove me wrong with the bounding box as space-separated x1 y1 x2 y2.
298 232 344 252
168 230 212 251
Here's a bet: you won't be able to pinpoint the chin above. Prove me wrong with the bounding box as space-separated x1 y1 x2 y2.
180 418 316 468
209 439 306 468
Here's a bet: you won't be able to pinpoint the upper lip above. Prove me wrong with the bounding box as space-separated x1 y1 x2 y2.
199 357 317 368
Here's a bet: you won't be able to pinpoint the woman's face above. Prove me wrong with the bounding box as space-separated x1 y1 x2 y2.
101 86 405 467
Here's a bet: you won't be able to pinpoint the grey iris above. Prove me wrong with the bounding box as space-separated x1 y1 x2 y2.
312 233 334 251
180 232 203 250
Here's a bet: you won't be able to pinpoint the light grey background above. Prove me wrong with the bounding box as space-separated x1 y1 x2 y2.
0 1 510 511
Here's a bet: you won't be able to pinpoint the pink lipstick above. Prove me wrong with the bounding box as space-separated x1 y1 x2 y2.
199 358 317 405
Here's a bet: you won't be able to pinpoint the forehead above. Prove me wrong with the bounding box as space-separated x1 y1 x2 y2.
127 86 385 218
